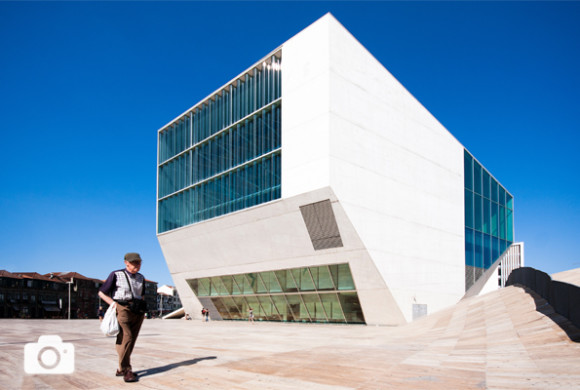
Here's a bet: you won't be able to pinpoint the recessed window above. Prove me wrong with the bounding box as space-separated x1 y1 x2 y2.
187 263 364 324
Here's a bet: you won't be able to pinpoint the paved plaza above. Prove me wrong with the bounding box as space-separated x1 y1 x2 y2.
1 285 579 390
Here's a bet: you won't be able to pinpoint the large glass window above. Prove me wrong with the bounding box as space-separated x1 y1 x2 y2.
186 263 364 324
158 54 282 233
464 150 514 291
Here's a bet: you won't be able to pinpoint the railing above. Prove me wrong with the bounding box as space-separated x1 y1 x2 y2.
499 242 525 287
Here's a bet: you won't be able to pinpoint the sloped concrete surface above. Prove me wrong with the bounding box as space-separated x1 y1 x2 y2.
552 267 580 287
1 286 579 389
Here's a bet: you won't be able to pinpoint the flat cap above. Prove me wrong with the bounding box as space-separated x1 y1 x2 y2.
124 252 142 262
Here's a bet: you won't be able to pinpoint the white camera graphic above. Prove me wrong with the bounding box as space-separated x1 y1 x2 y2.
24 335 75 374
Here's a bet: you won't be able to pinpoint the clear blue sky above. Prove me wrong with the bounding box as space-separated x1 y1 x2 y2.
1 1 579 287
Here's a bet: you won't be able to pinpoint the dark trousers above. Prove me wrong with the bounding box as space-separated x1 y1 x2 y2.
115 304 144 371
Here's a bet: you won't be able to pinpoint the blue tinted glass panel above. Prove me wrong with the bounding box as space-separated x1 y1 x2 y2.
482 170 490 199
475 231 484 268
493 237 500 261
465 189 474 228
465 228 474 267
507 208 513 242
484 234 492 269
464 151 473 191
491 203 499 236
506 193 513 210
499 205 506 240
491 180 498 203
473 162 482 195
498 186 506 206
474 194 482 232
483 200 490 234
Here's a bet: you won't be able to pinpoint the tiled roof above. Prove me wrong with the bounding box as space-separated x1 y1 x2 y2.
0 270 22 279
0 269 153 285
45 272 93 281
14 272 62 282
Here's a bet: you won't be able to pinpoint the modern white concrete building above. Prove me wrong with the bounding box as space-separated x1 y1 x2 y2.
156 14 516 325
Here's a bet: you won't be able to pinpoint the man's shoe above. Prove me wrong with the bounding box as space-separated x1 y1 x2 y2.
115 369 125 377
123 370 138 383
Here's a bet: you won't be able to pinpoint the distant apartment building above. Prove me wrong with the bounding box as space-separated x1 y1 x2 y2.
0 271 63 318
47 272 105 319
144 279 159 314
0 271 99 319
0 270 158 319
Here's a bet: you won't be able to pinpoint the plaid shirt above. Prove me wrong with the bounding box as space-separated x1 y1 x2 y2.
100 269 144 301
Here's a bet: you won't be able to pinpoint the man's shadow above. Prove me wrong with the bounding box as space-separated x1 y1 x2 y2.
135 356 217 378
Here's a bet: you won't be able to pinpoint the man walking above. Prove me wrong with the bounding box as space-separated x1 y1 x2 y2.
98 253 146 383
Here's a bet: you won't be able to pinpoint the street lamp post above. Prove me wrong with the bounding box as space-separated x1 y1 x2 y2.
67 278 74 320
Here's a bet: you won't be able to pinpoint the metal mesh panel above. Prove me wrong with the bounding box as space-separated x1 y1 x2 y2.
299 200 343 250
465 265 486 291
474 267 484 283
465 266 476 291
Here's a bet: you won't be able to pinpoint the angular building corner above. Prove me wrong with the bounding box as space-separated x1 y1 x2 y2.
156 13 518 325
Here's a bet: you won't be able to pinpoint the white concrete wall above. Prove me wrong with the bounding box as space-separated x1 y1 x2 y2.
281 14 466 322
281 15 331 198
325 16 465 321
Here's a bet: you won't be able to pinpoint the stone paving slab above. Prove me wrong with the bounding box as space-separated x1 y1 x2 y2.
1 286 579 389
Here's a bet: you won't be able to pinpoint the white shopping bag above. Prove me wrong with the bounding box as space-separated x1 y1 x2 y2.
100 303 119 337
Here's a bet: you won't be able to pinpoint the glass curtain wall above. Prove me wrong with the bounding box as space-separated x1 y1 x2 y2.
157 53 282 233
464 150 514 291
187 263 365 324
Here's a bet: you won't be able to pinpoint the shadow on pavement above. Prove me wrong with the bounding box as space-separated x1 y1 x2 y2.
136 356 217 377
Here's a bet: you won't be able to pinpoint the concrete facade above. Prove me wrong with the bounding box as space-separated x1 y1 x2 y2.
281 14 465 323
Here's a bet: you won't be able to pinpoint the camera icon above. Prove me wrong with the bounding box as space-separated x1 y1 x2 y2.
24 335 75 374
